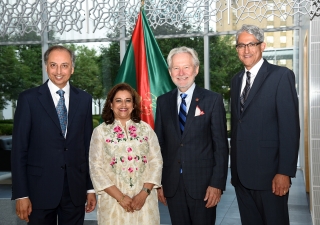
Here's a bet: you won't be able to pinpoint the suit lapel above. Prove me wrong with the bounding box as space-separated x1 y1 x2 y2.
38 81 61 131
242 59 270 113
67 85 80 134
168 89 181 136
235 71 245 118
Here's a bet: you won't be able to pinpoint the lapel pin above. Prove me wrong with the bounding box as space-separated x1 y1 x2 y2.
195 98 199 102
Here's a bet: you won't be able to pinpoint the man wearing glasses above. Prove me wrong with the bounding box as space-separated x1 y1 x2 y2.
230 24 300 225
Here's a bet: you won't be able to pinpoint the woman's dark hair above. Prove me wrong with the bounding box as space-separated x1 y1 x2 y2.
102 83 141 124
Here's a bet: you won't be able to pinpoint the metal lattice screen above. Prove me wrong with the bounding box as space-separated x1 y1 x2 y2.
0 0 319 40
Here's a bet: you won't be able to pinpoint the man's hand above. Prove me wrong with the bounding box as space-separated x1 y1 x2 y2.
85 193 97 213
157 187 167 206
272 174 290 196
16 198 32 222
204 186 221 208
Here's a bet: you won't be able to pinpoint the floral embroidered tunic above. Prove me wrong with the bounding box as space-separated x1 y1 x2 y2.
89 120 163 225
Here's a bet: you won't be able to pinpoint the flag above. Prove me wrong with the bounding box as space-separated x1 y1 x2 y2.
114 8 175 129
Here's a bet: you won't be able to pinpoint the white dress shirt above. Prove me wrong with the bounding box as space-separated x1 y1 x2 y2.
177 82 196 114
48 80 70 112
240 58 264 95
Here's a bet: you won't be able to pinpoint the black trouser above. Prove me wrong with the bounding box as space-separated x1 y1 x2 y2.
166 174 216 225
235 182 289 225
29 171 85 225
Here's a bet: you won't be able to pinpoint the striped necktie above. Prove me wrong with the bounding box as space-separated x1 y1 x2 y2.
56 90 68 137
240 71 251 113
179 93 187 134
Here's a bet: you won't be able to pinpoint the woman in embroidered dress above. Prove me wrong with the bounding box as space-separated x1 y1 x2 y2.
89 83 163 225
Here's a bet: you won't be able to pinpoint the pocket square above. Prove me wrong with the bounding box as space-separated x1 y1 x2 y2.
195 106 205 116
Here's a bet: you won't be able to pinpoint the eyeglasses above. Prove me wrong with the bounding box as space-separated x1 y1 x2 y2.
236 42 262 50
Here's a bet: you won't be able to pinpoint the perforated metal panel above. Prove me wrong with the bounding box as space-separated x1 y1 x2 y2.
0 0 319 38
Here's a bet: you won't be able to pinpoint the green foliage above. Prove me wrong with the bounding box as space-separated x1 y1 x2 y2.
209 35 243 100
0 120 13 124
96 35 242 106
67 44 100 93
0 45 24 110
156 35 242 101
16 45 42 87
0 44 42 110
92 115 102 121
227 130 231 138
0 124 13 135
0 29 49 110
0 97 7 111
0 116 101 135
98 42 120 93
157 36 205 86
1 29 241 116
92 119 100 129
0 95 7 110
66 44 106 114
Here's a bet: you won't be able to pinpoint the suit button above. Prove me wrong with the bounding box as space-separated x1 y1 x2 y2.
178 160 181 164
239 120 242 123
180 144 183 146
64 148 68 151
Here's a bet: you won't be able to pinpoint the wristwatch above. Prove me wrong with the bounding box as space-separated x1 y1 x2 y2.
142 187 151 195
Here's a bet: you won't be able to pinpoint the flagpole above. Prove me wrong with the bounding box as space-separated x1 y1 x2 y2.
141 0 144 10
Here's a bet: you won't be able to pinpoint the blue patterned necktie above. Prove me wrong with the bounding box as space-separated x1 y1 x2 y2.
179 93 187 134
56 90 67 137
240 71 251 113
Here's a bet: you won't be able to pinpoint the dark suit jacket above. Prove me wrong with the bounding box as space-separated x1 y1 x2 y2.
155 85 229 199
230 59 300 190
11 80 94 209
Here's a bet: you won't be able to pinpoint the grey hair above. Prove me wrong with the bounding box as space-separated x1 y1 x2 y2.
167 46 200 69
44 45 76 68
236 24 264 43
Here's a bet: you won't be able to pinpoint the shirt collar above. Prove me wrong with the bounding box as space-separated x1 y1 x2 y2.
48 79 70 96
178 82 196 97
245 58 264 76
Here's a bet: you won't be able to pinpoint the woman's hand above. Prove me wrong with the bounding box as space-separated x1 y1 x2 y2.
119 195 134 213
130 191 148 211
103 186 135 213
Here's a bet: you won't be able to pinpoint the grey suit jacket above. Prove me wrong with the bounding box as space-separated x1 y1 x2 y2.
155 85 229 199
11 80 94 209
230 59 300 190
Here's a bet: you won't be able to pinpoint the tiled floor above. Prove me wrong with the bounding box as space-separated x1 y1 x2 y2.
0 169 312 225
215 169 312 225
155 169 312 225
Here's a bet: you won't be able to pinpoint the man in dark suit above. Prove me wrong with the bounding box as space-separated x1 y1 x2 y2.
11 45 96 224
230 24 300 225
155 46 229 225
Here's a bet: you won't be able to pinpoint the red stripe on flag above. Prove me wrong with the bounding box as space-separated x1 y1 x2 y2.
131 12 154 128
